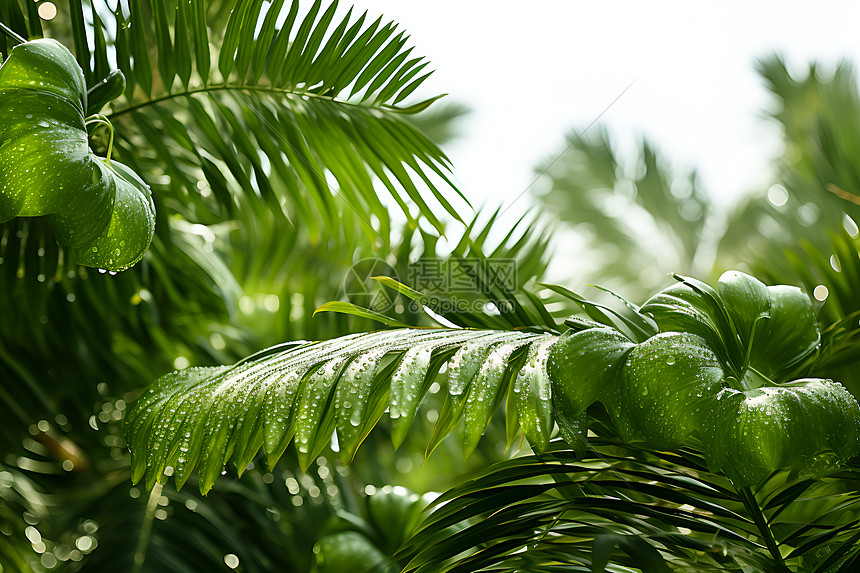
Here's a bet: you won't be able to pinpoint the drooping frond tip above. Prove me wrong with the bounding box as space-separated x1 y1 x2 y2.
125 328 560 494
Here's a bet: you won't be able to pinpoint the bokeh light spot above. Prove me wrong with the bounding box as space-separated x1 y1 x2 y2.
813 285 829 301
38 2 57 20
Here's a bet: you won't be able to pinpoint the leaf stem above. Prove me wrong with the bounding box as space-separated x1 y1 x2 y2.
85 114 115 164
744 366 777 389
0 21 26 45
741 319 758 374
107 83 371 119
132 482 163 573
738 485 790 571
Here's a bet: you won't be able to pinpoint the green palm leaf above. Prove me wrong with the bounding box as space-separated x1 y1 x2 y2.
126 270 860 503
0 0 476 448
73 0 466 236
125 328 560 493
397 438 860 572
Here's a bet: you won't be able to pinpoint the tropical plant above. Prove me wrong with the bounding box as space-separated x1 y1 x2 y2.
533 126 713 297
4 2 860 573
0 0 488 571
0 37 155 271
125 267 860 571
533 53 860 400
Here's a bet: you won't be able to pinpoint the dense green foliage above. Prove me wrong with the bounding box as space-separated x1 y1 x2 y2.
126 269 860 570
552 271 859 487
127 270 860 494
3 1 860 572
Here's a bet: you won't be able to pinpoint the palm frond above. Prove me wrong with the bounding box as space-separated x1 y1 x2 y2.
757 55 860 231
399 435 860 573
534 126 713 297
720 55 860 275
125 328 561 493
62 0 467 236
389 208 558 332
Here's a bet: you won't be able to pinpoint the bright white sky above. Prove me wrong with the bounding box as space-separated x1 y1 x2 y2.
360 0 860 222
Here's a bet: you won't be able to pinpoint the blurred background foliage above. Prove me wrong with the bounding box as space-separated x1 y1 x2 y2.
534 53 860 396
536 56 860 301
1 0 860 571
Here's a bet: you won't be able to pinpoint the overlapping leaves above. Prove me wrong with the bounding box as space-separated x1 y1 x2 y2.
0 0 466 296
0 38 154 271
398 439 860 572
549 270 860 487
126 328 561 493
127 270 860 496
84 0 466 235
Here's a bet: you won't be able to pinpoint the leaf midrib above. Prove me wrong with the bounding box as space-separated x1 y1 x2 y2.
107 83 387 119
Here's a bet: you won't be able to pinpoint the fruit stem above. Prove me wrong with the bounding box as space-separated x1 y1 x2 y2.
0 22 25 45
85 114 115 165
